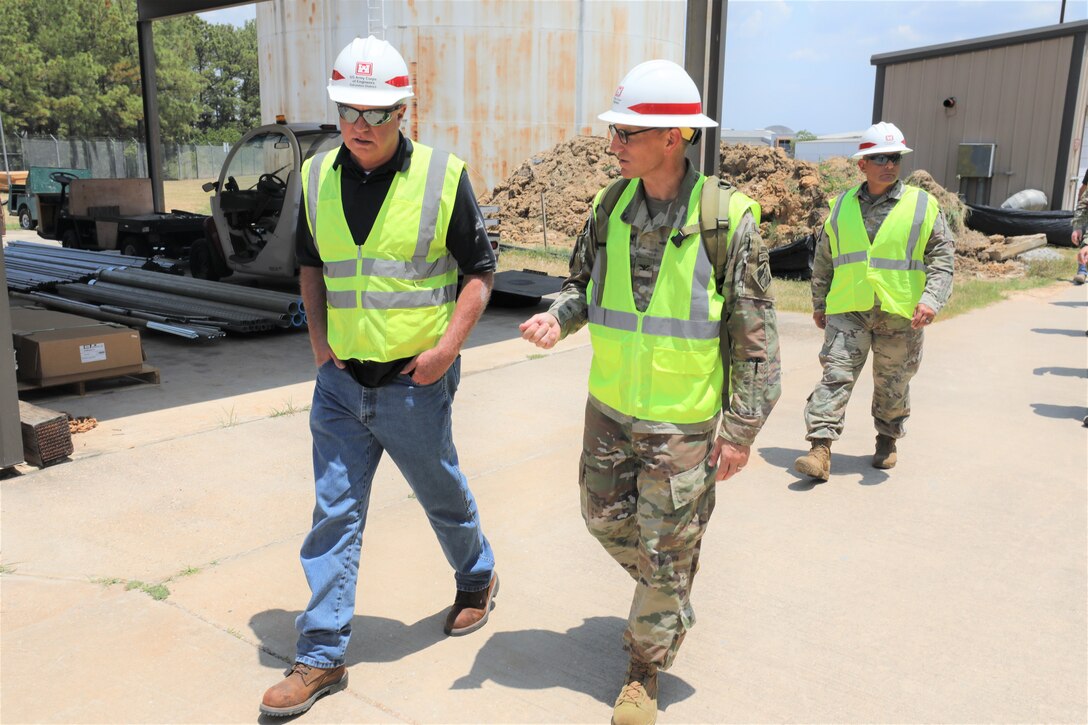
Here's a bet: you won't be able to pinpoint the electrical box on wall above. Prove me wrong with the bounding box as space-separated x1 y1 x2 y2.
957 143 996 178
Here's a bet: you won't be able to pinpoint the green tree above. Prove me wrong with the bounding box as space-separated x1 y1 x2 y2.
0 0 258 143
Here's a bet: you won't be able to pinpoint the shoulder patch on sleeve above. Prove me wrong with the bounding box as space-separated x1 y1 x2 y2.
754 247 772 292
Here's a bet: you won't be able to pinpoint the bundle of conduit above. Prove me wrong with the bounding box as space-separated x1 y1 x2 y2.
4 241 305 342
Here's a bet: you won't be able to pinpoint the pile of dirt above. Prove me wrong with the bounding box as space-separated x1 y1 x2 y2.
717 144 861 247
479 136 619 247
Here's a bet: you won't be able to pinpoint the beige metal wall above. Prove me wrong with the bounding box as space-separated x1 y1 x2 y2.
256 0 684 193
879 34 1076 208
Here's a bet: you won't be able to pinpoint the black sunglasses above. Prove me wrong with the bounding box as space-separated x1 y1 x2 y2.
608 124 662 144
336 103 403 127
866 153 902 166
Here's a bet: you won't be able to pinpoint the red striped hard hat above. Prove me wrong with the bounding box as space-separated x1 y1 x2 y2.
852 122 913 159
598 59 717 128
327 36 414 107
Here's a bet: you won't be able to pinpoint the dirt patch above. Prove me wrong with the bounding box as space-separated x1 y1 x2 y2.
483 137 1039 278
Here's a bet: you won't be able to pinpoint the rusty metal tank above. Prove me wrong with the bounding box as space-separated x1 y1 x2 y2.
256 0 684 192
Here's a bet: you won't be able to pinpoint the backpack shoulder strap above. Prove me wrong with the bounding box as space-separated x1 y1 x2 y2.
593 178 631 242
676 176 735 289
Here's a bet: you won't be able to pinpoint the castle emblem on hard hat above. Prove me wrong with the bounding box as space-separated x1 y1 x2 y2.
356 62 373 77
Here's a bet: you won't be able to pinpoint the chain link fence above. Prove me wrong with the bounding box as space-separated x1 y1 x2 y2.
2 135 232 181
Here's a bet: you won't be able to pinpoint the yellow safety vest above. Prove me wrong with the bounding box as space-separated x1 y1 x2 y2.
301 142 462 362
823 184 939 318
587 176 742 425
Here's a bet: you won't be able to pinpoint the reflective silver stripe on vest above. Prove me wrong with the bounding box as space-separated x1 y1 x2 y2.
588 306 638 331
904 190 930 262
832 250 868 268
361 255 457 280
869 257 926 271
689 244 713 320
642 316 719 339
359 283 458 310
415 150 451 258
827 191 850 253
323 251 359 278
326 290 357 308
305 150 332 236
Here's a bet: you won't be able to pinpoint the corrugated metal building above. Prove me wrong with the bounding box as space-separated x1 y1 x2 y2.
255 0 685 193
871 20 1088 211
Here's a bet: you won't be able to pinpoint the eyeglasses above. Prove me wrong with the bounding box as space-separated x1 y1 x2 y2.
336 103 403 127
608 124 661 144
865 153 902 166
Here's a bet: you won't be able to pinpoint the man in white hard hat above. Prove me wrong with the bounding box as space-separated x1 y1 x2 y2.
260 36 498 718
520 59 781 725
794 121 955 481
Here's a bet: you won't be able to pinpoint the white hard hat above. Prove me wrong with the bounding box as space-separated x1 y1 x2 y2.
598 59 717 129
852 121 913 159
327 36 414 106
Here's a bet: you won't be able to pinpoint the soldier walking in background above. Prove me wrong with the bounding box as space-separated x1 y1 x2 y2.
520 59 780 724
794 122 954 481
1069 167 1088 284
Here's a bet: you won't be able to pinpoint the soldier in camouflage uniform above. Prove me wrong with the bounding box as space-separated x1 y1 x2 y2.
795 122 954 481
1069 168 1088 285
520 60 780 725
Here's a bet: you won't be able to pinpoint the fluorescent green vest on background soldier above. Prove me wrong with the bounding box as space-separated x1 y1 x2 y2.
586 176 758 425
823 184 939 318
302 142 463 362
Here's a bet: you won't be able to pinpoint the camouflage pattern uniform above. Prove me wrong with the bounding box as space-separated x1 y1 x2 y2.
804 180 954 441
549 162 781 669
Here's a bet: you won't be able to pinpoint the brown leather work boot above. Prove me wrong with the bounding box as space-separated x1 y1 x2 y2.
794 439 831 480
444 572 499 636
612 658 659 725
260 662 348 717
873 434 898 469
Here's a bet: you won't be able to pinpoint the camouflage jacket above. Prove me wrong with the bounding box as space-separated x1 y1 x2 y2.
548 163 781 447
1073 183 1088 243
811 180 955 314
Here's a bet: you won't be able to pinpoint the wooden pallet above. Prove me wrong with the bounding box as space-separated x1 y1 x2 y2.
17 364 161 396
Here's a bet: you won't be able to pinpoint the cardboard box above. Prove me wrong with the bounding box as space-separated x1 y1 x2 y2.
10 308 144 385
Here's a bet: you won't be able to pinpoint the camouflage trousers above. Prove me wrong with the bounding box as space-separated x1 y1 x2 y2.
804 309 924 441
579 402 717 669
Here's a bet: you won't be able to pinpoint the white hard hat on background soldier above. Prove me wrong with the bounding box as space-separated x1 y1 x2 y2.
326 35 414 107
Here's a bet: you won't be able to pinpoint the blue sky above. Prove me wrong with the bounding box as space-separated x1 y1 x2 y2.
201 1 1087 135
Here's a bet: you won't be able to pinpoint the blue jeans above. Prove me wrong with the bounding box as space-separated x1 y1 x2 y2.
295 357 494 668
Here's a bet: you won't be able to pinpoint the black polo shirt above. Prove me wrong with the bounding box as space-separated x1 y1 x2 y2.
296 135 495 274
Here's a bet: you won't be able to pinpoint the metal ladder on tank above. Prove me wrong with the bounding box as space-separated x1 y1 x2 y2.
367 0 384 39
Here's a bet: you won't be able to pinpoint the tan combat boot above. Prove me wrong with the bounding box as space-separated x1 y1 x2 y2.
612 659 658 725
873 434 897 469
794 440 831 480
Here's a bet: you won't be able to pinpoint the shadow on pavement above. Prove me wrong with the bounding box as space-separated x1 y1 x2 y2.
250 608 449 670
1033 366 1088 378
760 446 891 488
1031 327 1086 336
1029 402 1088 421
450 615 695 710
249 611 695 713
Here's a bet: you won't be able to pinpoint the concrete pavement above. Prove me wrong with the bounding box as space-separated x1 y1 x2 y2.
1 279 1085 723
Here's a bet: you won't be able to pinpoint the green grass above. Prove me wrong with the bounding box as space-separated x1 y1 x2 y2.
269 399 310 418
771 248 1077 318
497 246 571 278
0 563 15 574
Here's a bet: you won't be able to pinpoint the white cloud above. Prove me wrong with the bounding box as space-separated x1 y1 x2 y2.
892 24 923 43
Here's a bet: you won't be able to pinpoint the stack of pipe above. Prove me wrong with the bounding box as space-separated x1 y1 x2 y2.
4 241 304 341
